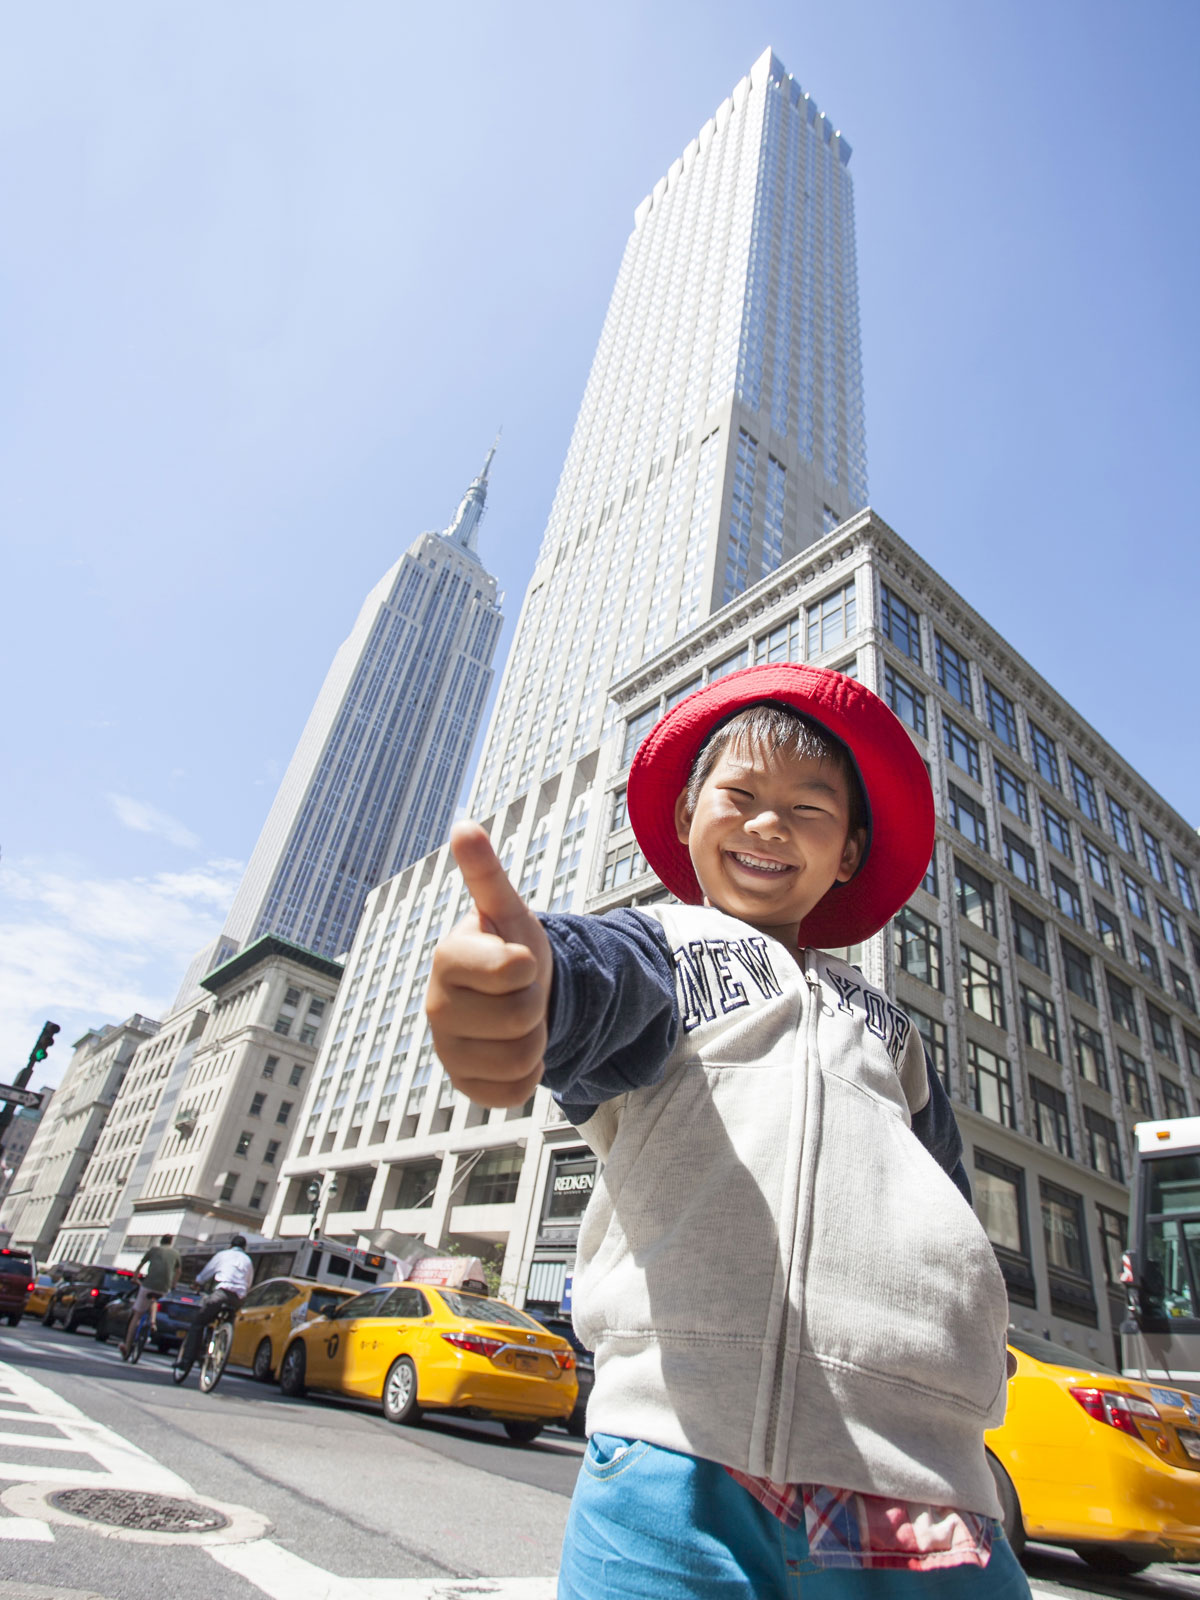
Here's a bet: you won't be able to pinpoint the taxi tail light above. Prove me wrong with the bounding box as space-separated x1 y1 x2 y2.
442 1332 503 1359
1069 1386 1160 1437
553 1350 576 1371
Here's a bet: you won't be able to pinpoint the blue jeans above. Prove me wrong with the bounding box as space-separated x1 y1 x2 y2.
559 1435 1033 1599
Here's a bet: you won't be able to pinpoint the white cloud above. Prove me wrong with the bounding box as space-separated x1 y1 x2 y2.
0 854 244 1087
107 792 200 851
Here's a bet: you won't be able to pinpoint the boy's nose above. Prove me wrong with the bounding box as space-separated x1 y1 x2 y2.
745 808 787 839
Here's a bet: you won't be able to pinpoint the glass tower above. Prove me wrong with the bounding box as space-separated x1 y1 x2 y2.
222 447 504 961
472 48 864 818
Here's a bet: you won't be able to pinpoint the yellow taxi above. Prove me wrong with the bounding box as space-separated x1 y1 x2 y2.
987 1329 1200 1576
24 1274 58 1320
227 1277 357 1381
277 1280 578 1442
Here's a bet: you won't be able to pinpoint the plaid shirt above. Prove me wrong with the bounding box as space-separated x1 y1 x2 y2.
726 1469 995 1571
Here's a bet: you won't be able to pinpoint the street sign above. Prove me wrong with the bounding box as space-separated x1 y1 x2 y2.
0 1084 43 1111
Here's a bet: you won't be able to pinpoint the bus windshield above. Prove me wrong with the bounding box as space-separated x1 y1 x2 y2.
1143 1152 1200 1320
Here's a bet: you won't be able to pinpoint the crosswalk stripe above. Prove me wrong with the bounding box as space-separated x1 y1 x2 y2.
210 1543 557 1599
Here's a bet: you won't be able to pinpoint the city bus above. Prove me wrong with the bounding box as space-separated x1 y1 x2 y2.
1121 1117 1200 1386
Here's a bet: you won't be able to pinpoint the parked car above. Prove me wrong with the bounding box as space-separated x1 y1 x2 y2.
0 1248 34 1326
228 1277 357 1381
527 1310 593 1437
97 1283 204 1352
41 1266 139 1334
278 1281 578 1441
987 1329 1200 1575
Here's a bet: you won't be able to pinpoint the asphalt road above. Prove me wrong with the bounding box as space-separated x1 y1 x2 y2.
3 1318 1200 1600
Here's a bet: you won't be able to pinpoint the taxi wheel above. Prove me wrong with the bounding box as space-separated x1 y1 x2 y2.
252 1339 274 1383
1071 1546 1151 1577
279 1342 307 1398
382 1357 421 1425
985 1452 1025 1557
503 1421 543 1444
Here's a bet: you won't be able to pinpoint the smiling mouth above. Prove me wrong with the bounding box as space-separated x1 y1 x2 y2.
727 851 793 876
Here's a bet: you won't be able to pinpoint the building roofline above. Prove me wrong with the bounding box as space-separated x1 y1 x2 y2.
200 934 344 994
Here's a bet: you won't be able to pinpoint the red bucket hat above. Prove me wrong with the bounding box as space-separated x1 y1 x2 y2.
625 663 934 947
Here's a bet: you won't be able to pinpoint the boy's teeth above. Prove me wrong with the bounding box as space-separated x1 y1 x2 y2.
731 853 788 873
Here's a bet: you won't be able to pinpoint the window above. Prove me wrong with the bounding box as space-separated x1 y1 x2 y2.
954 859 995 933
1161 1076 1189 1119
1085 1110 1123 1182
261 1055 278 1080
1135 935 1162 986
665 676 702 710
880 586 921 662
1171 964 1196 1013
995 763 1029 822
273 1016 292 1037
1119 1049 1152 1114
935 636 972 709
806 581 857 655
1159 903 1182 950
943 715 981 780
464 1147 524 1207
1142 828 1167 884
275 1100 293 1126
1107 972 1139 1034
1061 938 1096 1005
711 646 749 681
1149 1004 1178 1062
961 946 1005 1026
1073 1019 1108 1088
622 706 657 767
1028 723 1061 789
1050 868 1084 926
1122 871 1148 922
1096 1205 1128 1287
1011 902 1049 971
289 1063 305 1087
602 840 646 892
1107 794 1135 854
1042 801 1073 860
973 1148 1034 1304
249 1093 266 1118
219 1174 237 1203
1083 836 1112 891
1094 901 1124 956
1021 984 1061 1060
249 1181 267 1211
969 1041 1016 1128
884 665 926 736
894 907 942 989
908 1007 949 1090
1185 1031 1200 1077
756 619 800 666
1003 828 1038 890
1031 1077 1072 1157
1173 857 1197 913
1040 1180 1090 1281
1069 759 1100 823
948 784 988 852
264 1140 280 1166
394 1161 440 1210
984 681 1018 749
921 849 939 897
235 1131 253 1158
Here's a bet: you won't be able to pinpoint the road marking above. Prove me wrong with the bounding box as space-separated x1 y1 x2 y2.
211 1542 557 1599
0 1518 53 1541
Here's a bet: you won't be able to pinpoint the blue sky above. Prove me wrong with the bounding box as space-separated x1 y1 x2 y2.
3 1 1197 1086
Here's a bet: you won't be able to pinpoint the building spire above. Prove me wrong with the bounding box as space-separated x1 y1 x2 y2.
445 431 500 554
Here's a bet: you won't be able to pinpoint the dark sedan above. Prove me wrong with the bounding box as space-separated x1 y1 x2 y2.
42 1266 139 1334
97 1284 203 1352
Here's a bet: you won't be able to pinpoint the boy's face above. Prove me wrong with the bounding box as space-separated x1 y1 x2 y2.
674 737 864 947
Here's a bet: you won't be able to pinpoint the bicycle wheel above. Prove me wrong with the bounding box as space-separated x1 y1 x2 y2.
130 1318 149 1365
199 1320 233 1393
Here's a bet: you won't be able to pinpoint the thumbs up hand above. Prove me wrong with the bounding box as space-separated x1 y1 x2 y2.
425 821 554 1107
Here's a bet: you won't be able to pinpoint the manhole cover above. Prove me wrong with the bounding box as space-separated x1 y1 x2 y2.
48 1488 230 1534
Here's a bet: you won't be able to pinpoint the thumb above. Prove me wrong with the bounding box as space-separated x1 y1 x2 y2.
449 820 536 940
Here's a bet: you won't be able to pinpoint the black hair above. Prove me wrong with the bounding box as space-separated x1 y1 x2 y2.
230 1235 248 1250
683 702 869 843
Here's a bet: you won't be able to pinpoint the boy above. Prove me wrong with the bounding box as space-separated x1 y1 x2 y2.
428 664 1030 1597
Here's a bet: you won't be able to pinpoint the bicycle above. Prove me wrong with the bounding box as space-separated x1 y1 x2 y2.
171 1302 235 1393
120 1307 153 1365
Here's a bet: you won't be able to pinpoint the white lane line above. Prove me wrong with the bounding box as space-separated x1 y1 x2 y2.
0 1517 53 1541
211 1542 557 1599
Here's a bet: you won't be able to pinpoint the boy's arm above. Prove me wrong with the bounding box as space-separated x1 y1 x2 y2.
426 822 678 1111
909 1047 972 1203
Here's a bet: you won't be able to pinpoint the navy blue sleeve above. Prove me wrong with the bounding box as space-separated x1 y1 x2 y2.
538 908 679 1122
909 1049 972 1203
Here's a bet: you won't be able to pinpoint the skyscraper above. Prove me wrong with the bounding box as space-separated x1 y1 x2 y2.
472 47 864 818
223 445 504 962
265 48 871 1280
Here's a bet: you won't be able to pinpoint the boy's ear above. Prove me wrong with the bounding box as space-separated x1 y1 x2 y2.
835 826 867 884
674 787 692 846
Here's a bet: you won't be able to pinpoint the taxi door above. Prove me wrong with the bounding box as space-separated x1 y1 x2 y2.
229 1281 289 1368
343 1286 431 1399
305 1289 389 1394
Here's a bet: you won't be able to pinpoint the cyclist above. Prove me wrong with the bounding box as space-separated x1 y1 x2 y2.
120 1233 181 1359
173 1235 253 1377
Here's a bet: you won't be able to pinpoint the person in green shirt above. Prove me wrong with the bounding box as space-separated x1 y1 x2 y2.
120 1234 182 1357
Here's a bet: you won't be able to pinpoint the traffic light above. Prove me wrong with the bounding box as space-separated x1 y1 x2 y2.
29 1022 59 1067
